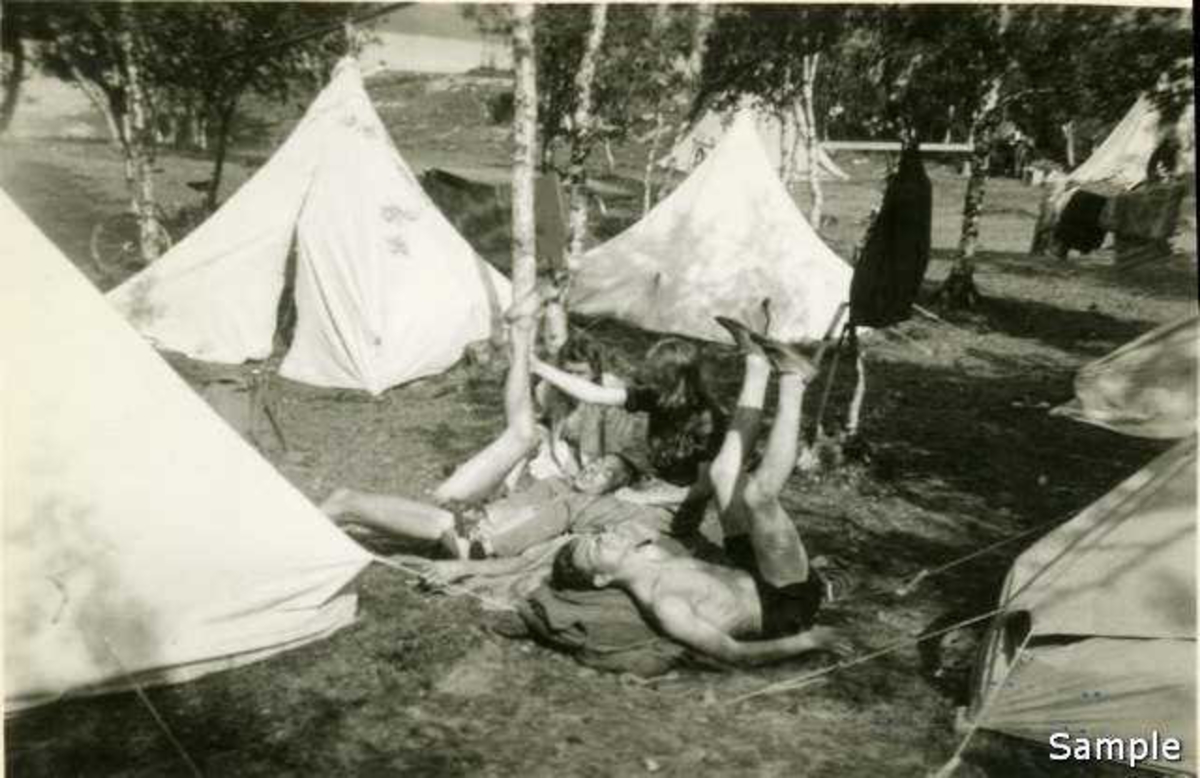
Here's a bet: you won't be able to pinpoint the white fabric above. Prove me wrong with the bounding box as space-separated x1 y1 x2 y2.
972 439 1197 770
1005 438 1196 640
1069 95 1196 188
108 58 510 395
664 103 849 181
1053 315 1199 440
570 111 852 344
2 190 372 712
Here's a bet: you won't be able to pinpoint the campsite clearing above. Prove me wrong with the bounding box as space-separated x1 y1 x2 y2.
2 70 1195 777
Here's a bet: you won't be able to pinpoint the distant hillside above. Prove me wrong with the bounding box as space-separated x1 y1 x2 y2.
374 4 489 42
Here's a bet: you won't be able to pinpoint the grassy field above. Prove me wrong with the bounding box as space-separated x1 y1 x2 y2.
2 71 1197 778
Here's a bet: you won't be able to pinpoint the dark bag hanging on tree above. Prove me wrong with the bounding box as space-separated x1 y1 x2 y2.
849 144 933 328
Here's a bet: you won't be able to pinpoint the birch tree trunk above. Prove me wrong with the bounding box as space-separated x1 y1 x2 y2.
649 4 714 208
936 79 1001 309
639 4 671 216
543 2 607 360
1061 120 1075 169
565 3 608 263
510 4 540 336
117 5 166 263
801 53 824 229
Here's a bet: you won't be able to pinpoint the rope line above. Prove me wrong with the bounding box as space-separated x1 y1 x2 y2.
100 637 204 778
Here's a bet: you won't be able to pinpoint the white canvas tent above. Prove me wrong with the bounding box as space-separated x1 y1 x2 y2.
1069 95 1196 188
968 438 1196 773
108 58 511 396
663 103 849 182
2 190 372 713
570 111 853 345
968 316 1198 772
1052 315 1199 439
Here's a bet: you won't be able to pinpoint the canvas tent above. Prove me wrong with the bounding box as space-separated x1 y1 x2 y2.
967 438 1196 773
569 111 853 345
663 103 849 182
1052 315 1199 439
108 58 511 396
967 314 1198 772
1069 95 1196 188
2 190 372 713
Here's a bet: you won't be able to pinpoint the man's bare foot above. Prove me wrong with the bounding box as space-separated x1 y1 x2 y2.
319 487 351 519
747 333 823 380
714 316 767 356
806 625 854 659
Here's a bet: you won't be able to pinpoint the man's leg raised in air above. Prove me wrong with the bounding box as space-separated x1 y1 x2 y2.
708 314 773 540
741 335 822 588
433 294 541 505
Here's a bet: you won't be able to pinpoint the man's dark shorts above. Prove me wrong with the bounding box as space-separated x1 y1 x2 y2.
725 535 823 639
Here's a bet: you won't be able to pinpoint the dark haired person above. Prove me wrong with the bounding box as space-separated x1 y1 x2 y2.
531 336 728 494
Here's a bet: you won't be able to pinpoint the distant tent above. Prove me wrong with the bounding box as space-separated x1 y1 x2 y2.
968 438 1196 774
664 104 849 182
967 311 1198 772
108 58 511 396
1052 315 1199 439
569 112 852 345
1069 95 1196 188
2 190 372 713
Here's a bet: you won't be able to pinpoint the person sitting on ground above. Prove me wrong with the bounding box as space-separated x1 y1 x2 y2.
548 319 848 666
528 332 642 482
321 295 680 565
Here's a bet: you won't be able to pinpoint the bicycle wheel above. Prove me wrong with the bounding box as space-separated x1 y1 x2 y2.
90 210 174 280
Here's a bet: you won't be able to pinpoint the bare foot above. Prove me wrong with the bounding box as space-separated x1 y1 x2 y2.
747 333 823 380
714 316 766 356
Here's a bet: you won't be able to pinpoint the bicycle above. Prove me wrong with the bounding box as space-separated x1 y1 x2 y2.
90 180 217 281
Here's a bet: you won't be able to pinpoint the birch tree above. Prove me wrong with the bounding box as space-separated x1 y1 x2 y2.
697 6 851 224
509 3 539 337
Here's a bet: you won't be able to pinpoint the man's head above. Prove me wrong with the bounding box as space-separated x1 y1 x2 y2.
571 453 635 495
552 527 645 589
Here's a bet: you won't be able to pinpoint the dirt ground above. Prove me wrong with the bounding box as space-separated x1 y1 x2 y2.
2 76 1196 777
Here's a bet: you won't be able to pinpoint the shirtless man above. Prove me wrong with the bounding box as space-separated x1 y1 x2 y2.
550 320 847 665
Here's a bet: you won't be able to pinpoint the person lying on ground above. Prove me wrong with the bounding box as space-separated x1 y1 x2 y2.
321 294 683 561
548 322 848 666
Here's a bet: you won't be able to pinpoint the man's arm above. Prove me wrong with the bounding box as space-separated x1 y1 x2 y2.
409 538 568 587
652 596 821 666
532 358 628 406
614 481 691 506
